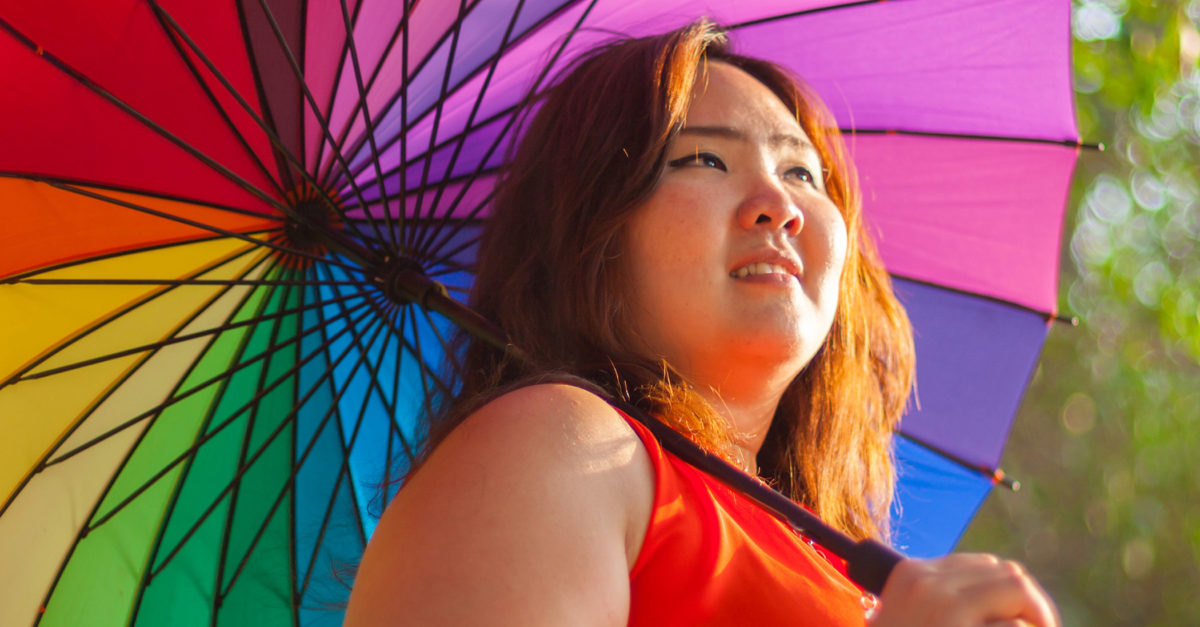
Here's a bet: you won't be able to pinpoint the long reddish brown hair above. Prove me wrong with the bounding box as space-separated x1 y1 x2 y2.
436 20 914 542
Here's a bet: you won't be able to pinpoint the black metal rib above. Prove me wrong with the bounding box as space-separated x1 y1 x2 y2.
728 0 887 30
409 0 525 255
295 281 381 601
220 288 397 599
18 278 371 287
890 273 1074 325
240 0 389 248
842 127 1100 150
145 2 288 201
0 18 292 228
895 431 1019 491
337 0 401 253
14 290 366 384
330 0 586 190
0 171 278 219
315 0 472 187
28 259 285 625
211 276 297 607
145 314 388 589
415 0 602 262
314 263 452 408
212 276 299 610
148 0 382 249
404 0 469 253
0 229 278 285
80 299 380 550
34 178 362 274
393 0 413 262
0 252 275 522
1 244 268 390
42 296 376 471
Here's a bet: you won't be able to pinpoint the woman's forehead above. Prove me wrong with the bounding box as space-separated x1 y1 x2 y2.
685 62 810 145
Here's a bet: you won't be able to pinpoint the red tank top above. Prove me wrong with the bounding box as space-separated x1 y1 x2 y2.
620 410 870 626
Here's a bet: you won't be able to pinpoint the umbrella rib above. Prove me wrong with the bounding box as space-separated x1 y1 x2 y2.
401 304 437 451
227 0 389 247
146 0 382 248
218 312 392 602
727 0 887 30
145 314 388 589
0 251 274 520
331 0 586 191
0 19 292 223
79 300 382 581
414 0 602 262
416 300 466 381
145 3 289 202
842 127 1097 150
26 261 285 622
0 227 280 285
387 302 419 465
211 276 299 611
0 171 271 219
43 296 378 473
409 0 526 256
286 281 304 613
0 17 382 270
895 432 1019 491
312 0 417 185
16 277 372 288
297 283 391 590
393 0 413 265
315 263 453 407
890 272 1073 324
336 0 402 254
31 177 364 275
13 288 369 385
308 0 365 179
404 0 469 253
0 243 269 390
316 0 463 187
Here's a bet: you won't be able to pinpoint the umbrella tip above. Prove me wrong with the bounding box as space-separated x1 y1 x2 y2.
993 468 1020 491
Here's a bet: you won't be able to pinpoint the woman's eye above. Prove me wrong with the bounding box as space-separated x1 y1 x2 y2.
668 152 726 171
786 166 817 185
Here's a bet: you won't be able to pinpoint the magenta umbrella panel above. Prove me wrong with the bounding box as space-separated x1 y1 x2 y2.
0 0 1080 625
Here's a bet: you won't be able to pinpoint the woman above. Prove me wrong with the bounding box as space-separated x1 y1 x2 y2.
346 21 1059 626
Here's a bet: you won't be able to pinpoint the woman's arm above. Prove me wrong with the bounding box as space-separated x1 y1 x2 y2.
345 384 654 626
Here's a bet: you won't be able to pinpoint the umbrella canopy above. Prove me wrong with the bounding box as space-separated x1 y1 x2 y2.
0 0 1080 624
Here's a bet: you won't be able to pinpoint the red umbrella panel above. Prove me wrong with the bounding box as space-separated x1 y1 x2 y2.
0 0 1080 625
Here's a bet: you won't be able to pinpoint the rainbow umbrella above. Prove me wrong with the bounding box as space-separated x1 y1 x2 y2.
0 0 1081 624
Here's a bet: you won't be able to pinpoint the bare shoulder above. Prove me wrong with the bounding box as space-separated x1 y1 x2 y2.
447 383 647 462
345 383 654 626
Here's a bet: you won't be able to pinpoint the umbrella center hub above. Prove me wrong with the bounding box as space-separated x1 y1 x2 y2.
284 199 337 251
377 257 448 308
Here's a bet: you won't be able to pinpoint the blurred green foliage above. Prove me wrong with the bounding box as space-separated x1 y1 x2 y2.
958 1 1200 625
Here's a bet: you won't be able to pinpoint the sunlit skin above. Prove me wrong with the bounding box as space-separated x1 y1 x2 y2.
623 61 846 473
345 61 1061 627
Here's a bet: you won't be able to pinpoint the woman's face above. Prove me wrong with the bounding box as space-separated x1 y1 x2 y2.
623 62 847 392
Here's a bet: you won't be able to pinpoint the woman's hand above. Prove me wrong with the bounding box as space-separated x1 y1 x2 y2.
868 554 1060 627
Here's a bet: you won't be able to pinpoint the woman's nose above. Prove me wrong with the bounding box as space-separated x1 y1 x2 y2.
736 175 803 236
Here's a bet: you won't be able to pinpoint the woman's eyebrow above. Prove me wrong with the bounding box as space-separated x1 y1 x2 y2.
678 125 817 155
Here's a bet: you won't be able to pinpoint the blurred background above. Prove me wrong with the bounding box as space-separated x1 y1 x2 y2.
958 1 1200 625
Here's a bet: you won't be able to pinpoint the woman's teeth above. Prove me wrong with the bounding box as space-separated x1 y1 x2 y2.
731 263 790 278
